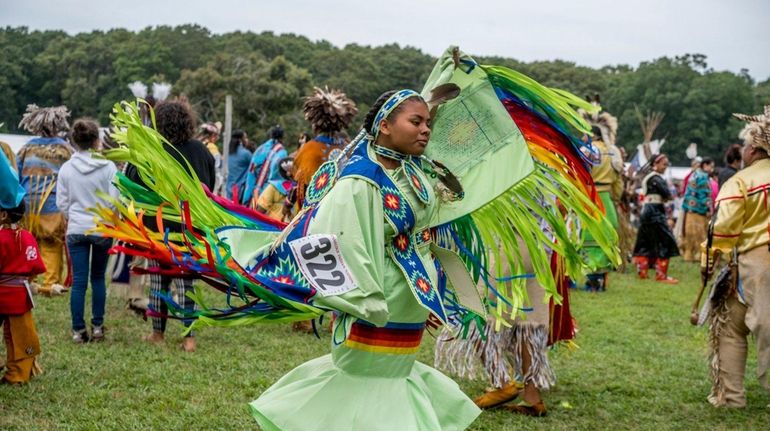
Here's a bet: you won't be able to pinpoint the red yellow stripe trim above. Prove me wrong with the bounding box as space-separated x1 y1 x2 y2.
713 232 741 238
344 340 421 354
344 321 424 355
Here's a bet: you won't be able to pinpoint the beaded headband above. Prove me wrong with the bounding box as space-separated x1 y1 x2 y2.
370 89 421 141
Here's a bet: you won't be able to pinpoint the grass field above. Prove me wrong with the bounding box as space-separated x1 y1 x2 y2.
1 258 768 430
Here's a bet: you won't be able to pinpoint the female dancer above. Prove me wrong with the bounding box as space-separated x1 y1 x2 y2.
250 90 481 430
94 47 617 430
632 153 679 283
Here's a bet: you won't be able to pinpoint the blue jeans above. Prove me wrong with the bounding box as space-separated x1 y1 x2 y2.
66 234 112 332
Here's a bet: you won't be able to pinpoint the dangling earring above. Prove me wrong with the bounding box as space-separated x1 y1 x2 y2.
421 157 464 203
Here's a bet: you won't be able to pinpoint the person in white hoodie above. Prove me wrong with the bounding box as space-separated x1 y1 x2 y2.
56 119 119 343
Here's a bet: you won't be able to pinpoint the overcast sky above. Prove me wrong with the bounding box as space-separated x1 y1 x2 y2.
3 0 769 80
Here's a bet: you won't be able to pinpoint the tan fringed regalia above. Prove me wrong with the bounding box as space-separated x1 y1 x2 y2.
702 106 770 407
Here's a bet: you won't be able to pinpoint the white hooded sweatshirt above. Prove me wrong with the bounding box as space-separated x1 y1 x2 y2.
56 151 119 235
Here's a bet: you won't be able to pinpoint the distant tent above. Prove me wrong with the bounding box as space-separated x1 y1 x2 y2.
630 106 666 172
630 138 665 170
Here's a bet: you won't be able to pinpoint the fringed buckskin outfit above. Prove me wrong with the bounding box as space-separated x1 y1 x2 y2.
702 107 770 407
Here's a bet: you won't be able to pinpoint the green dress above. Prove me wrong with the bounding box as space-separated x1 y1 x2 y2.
583 190 619 272
250 147 481 430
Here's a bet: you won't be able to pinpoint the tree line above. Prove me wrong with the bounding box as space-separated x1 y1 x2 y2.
1 25 768 164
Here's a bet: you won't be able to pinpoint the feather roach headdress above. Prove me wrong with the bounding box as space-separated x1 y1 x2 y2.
18 104 70 136
128 81 148 99
578 94 618 147
152 82 173 102
734 105 770 153
303 86 358 134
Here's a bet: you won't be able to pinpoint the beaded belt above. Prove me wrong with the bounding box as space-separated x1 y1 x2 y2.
645 194 663 204
344 320 425 355
0 275 27 287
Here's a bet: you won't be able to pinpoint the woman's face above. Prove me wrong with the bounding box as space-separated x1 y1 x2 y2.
653 155 669 173
378 99 431 156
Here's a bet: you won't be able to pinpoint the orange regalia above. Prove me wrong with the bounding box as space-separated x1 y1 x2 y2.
293 87 357 206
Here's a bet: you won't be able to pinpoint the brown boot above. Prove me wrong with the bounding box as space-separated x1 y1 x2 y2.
473 382 523 409
504 400 547 417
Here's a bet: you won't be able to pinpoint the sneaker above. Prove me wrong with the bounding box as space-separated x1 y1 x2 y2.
72 329 89 344
91 326 105 342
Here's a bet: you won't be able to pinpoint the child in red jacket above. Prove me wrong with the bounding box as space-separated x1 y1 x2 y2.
1 200 46 384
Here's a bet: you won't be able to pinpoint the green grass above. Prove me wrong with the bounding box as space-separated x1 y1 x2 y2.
1 258 768 430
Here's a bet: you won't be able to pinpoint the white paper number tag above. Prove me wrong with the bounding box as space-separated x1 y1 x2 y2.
288 234 358 297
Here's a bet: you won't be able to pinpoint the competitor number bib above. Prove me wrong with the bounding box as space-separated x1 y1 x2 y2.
289 234 358 297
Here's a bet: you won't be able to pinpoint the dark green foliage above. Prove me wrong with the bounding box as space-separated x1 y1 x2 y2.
175 52 312 143
755 78 770 108
604 56 756 164
0 26 765 161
